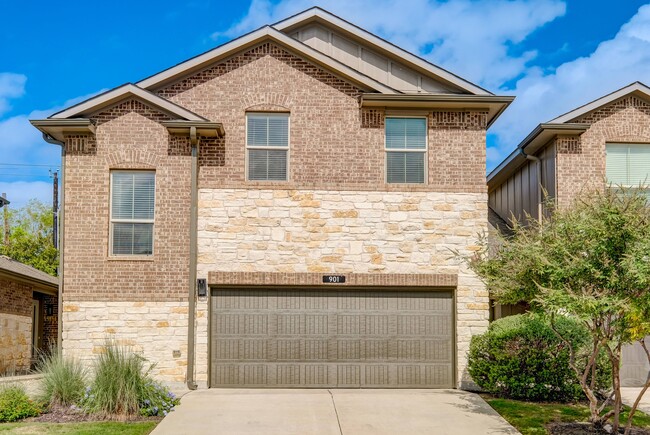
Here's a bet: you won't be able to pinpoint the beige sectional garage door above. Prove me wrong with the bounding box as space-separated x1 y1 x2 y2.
210 288 454 388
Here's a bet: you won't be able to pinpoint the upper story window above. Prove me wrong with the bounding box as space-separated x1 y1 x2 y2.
385 117 427 184
606 143 650 194
110 171 155 256
246 113 289 181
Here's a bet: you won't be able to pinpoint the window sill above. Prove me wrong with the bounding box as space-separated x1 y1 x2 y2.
107 255 155 262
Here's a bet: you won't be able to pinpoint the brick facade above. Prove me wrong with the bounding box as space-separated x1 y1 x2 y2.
556 96 650 208
60 36 490 388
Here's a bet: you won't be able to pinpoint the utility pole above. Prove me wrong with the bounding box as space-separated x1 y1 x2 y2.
1 193 9 246
51 171 59 249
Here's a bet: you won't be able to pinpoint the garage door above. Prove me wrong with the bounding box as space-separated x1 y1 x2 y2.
209 288 454 388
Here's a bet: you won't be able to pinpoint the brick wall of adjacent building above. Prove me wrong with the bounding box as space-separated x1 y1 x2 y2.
0 277 33 374
556 96 650 208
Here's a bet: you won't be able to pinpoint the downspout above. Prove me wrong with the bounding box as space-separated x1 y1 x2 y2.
519 147 543 220
187 126 199 390
42 133 64 353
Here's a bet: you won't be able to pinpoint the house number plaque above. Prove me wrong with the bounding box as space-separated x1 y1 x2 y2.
322 275 346 283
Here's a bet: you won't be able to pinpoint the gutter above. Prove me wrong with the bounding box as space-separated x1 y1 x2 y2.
187 126 199 390
41 133 65 352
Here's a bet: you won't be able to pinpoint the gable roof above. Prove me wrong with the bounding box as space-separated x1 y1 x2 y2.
487 82 650 189
273 7 491 96
136 25 396 94
0 255 58 291
50 84 209 120
550 81 650 123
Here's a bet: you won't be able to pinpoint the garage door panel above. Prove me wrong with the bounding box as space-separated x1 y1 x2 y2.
210 289 454 388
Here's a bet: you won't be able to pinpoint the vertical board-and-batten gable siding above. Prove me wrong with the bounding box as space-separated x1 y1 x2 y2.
290 24 462 94
156 42 488 193
488 142 556 223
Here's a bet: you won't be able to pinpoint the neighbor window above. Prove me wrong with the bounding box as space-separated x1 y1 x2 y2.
606 143 650 196
247 113 289 181
385 117 426 183
110 171 155 256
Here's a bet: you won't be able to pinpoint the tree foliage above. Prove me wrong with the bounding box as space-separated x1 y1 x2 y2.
469 188 650 434
0 199 58 276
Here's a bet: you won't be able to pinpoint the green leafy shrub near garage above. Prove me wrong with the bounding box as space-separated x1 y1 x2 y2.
468 314 610 402
0 385 42 422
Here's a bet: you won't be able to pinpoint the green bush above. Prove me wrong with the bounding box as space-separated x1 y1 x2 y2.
36 348 87 407
468 314 610 402
82 342 151 416
0 386 42 422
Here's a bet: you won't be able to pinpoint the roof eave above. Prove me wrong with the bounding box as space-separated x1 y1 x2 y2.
49 84 208 121
136 26 395 94
161 120 225 137
487 123 590 188
30 119 96 143
360 94 515 127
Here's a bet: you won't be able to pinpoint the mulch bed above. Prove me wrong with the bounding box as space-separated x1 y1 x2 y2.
24 405 162 424
548 422 650 435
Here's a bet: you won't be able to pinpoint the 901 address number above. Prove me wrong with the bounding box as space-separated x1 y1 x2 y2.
322 275 346 284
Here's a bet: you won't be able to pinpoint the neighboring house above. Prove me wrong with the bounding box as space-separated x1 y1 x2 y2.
0 255 58 375
31 7 513 390
487 81 650 387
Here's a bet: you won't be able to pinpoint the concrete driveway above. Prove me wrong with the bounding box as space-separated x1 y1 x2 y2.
622 387 650 414
152 389 519 435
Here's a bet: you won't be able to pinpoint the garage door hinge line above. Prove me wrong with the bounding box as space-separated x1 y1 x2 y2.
328 389 343 435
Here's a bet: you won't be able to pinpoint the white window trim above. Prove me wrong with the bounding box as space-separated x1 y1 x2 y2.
109 170 156 257
245 112 290 182
384 115 428 184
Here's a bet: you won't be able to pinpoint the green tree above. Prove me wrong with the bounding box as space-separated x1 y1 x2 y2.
467 188 650 434
0 199 58 276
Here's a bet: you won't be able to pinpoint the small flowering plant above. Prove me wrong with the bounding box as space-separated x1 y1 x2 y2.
138 380 179 417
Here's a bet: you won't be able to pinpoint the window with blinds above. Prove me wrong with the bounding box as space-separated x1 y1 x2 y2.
246 113 289 181
606 143 650 186
110 171 155 256
385 117 427 183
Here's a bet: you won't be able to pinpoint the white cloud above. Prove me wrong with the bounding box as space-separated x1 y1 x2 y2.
488 4 650 167
0 72 27 116
215 0 566 89
0 90 104 209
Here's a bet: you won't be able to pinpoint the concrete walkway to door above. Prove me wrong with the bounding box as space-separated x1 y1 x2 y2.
151 389 519 435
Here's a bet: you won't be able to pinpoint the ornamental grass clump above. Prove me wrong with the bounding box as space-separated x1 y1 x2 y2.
82 341 150 417
36 348 87 408
81 340 179 418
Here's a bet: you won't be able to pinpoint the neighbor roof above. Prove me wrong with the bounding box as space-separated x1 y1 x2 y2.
487 82 650 188
550 81 650 124
273 7 491 96
0 255 58 289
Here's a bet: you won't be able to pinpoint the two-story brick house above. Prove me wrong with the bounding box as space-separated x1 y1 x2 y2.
31 8 512 390
487 81 650 386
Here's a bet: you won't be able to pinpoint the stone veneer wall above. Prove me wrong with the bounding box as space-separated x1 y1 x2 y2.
61 301 189 389
0 277 33 375
195 188 489 388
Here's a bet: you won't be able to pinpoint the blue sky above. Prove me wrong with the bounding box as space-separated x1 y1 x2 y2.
1 0 649 207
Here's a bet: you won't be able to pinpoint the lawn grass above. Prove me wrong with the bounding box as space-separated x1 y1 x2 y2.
0 421 157 434
485 396 650 435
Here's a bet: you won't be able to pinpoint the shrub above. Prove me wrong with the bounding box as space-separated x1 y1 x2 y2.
82 342 151 416
36 348 87 407
139 380 180 417
0 385 42 422
468 314 610 402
